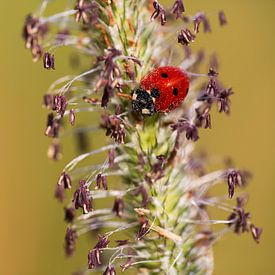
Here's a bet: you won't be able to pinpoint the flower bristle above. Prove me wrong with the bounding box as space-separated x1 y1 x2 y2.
23 0 261 274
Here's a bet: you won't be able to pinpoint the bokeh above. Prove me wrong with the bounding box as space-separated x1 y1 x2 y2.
1 0 274 274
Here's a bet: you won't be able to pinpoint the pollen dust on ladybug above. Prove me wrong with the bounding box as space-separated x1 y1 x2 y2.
131 66 190 115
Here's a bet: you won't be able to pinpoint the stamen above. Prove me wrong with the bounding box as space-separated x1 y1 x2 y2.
186 71 209 77
64 143 125 171
185 170 225 191
78 222 130 236
59 67 101 95
41 10 77 23
89 189 131 199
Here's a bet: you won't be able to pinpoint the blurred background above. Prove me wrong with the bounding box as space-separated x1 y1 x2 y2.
1 0 274 274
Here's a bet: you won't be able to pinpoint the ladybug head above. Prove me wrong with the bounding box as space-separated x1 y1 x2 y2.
132 88 160 115
132 88 156 115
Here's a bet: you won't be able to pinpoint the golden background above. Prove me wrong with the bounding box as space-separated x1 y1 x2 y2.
1 0 274 274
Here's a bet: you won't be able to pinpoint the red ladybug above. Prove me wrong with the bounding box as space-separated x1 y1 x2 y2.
132 66 190 115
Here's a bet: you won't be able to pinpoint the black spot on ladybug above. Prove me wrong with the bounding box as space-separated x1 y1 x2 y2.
173 88 179 96
151 88 160 98
161 72 168 78
186 88 189 95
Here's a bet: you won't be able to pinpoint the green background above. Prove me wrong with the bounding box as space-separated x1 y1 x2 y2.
1 0 274 274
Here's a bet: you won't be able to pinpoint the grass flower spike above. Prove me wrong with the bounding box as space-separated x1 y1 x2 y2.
23 0 262 274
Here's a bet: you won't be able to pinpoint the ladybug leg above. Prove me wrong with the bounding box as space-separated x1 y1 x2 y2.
132 88 155 115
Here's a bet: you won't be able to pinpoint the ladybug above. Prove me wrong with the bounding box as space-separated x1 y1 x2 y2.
132 66 190 115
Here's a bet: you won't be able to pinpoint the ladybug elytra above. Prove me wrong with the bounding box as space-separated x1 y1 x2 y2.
132 66 190 115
